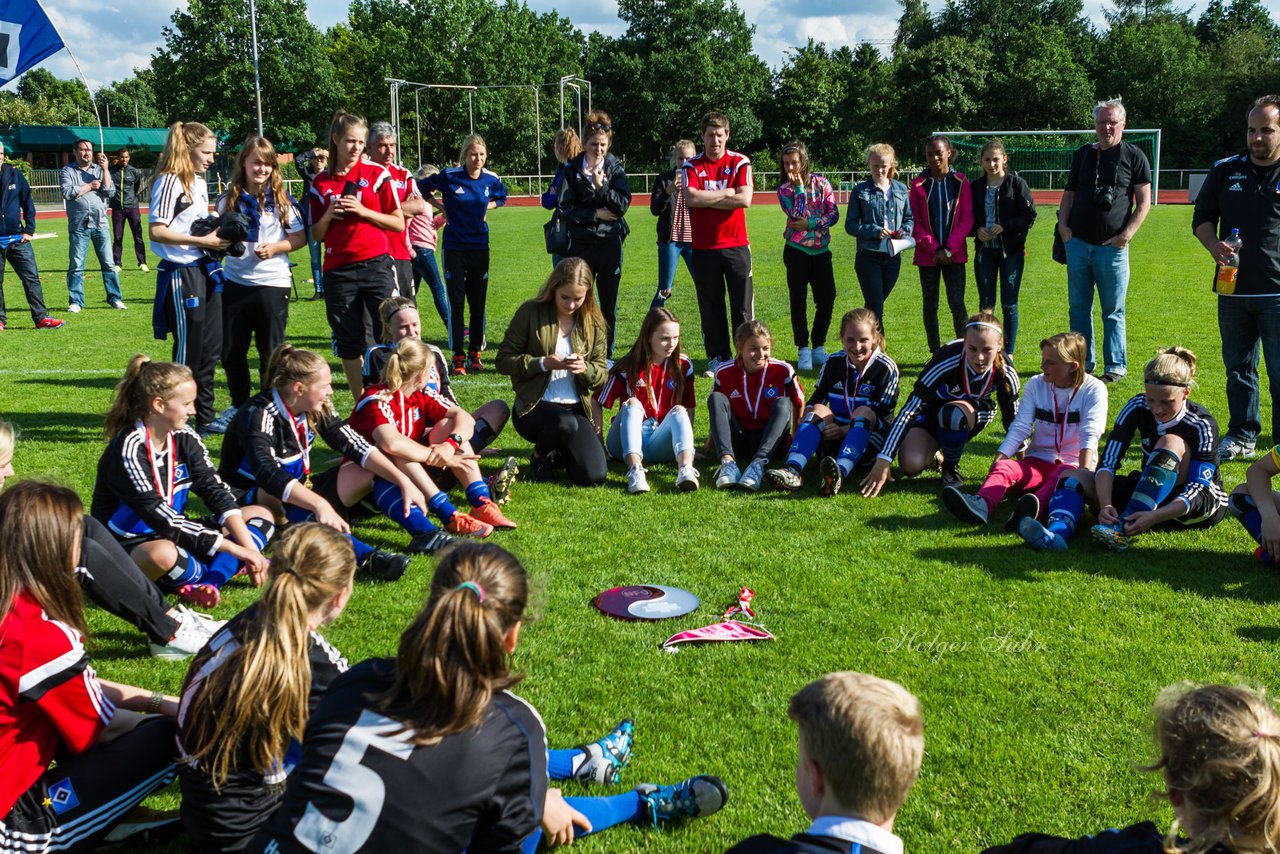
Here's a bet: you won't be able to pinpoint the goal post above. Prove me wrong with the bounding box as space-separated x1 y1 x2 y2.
934 129 1162 205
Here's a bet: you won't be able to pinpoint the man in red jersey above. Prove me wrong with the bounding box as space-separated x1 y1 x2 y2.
684 111 754 374
368 122 426 301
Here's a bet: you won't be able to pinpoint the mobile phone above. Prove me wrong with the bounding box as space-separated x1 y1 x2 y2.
341 181 359 197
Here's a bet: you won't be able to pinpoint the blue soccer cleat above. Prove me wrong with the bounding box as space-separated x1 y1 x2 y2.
635 774 728 827
575 718 634 785
1090 521 1130 553
1017 516 1067 552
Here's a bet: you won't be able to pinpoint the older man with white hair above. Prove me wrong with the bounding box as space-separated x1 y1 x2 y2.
367 121 425 300
1058 97 1152 383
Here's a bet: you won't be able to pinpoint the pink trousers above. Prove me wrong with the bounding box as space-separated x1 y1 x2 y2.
976 457 1071 517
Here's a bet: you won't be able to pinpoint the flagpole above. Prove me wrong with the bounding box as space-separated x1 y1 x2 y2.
249 0 264 137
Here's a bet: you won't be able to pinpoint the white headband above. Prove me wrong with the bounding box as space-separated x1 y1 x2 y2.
966 322 1002 333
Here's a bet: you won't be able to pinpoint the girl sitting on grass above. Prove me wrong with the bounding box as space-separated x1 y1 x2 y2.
982 682 1280 854
942 331 1106 530
593 307 699 494
91 356 273 608
1230 444 1280 564
862 311 1020 497
1018 347 1227 553
765 308 900 497
708 320 806 491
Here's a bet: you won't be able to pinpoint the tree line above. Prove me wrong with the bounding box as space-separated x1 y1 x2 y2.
5 0 1277 175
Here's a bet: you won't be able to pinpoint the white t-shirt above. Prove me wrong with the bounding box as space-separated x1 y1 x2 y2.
149 173 210 264
216 193 303 288
998 373 1109 464
541 328 579 404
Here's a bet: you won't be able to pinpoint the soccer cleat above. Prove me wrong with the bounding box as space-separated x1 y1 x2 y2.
360 548 411 581
407 529 457 555
1090 521 1130 553
627 466 651 494
67 304 82 314
35 316 65 330
1005 493 1040 532
942 485 989 525
820 456 843 497
467 350 483 373
140 263 150 273
1256 546 1275 565
148 605 218 659
714 460 741 489
528 450 560 482
797 346 813 371
176 582 220 609
446 512 494 538
1017 516 1068 552
676 464 700 492
575 719 635 786
451 353 467 376
470 496 517 529
111 299 128 310
635 775 728 827
812 345 830 366
738 459 765 491
765 465 803 492
0 321 5 331
487 456 519 505
940 464 963 489
205 406 238 435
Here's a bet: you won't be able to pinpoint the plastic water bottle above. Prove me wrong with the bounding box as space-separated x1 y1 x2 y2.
1217 228 1243 294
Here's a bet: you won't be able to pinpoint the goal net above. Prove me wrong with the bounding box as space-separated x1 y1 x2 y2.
936 129 1162 204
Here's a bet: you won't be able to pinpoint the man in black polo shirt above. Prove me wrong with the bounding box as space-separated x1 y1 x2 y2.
1193 94 1280 461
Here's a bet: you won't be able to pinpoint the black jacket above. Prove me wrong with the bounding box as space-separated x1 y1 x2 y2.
1191 151 1280 296
650 168 678 244
968 171 1037 256
557 152 631 242
0 163 35 237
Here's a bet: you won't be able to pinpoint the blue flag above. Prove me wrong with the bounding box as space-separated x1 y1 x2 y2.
0 0 63 87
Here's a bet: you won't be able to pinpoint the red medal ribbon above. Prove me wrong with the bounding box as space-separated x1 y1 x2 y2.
141 424 175 506
1051 384 1081 464
962 360 994 402
743 364 768 421
276 390 311 477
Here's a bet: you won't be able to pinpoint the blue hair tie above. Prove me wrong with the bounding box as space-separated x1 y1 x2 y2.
455 581 485 602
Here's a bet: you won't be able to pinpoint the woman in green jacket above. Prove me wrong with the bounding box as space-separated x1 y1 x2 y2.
496 258 609 485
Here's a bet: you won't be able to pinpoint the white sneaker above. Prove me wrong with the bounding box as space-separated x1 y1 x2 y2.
738 459 765 491
148 606 219 659
676 464 700 492
797 347 813 371
67 304 81 314
113 265 123 273
812 345 830 366
714 460 741 489
703 356 723 379
140 263 150 273
110 299 127 310
626 466 650 494
205 405 239 435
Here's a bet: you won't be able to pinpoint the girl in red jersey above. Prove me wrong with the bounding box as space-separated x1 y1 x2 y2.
350 337 516 536
593 307 699 493
308 110 404 398
0 481 179 852
708 320 806 491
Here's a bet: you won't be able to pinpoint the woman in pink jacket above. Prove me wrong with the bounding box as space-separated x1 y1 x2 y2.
909 135 973 353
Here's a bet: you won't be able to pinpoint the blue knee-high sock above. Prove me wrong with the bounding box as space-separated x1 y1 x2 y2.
1122 449 1180 518
836 417 873 476
936 405 969 467
162 547 206 588
372 477 439 535
427 491 457 524
1046 478 1086 539
1232 493 1263 541
564 792 643 836
548 748 584 781
201 552 241 588
346 533 375 563
785 417 823 471
464 479 492 508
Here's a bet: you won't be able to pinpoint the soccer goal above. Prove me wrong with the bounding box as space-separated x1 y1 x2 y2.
935 129 1162 204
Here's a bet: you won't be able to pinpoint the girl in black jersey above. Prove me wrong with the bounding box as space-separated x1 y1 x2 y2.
1019 347 1227 553
863 311 1020 497
255 543 728 852
177 523 355 852
982 683 1280 854
91 357 274 609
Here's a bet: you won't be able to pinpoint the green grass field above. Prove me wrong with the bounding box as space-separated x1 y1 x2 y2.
4 202 1278 853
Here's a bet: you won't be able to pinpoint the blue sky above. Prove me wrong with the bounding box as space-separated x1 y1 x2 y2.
37 0 1280 94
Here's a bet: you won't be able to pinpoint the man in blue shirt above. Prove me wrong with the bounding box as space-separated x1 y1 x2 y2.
59 138 125 312
0 141 63 331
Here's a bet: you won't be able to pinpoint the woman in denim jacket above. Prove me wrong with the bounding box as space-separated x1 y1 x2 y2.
778 141 840 371
845 143 912 329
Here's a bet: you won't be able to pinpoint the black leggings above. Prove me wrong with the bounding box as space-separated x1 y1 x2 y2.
854 249 901 328
79 515 178 646
919 264 967 352
568 235 624 359
444 247 490 357
512 401 607 486
782 244 836 349
221 281 289 407
707 392 793 463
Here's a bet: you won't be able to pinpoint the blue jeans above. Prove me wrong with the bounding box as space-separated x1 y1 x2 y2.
412 245 452 349
308 237 324 292
1218 295 1280 447
854 249 901 328
67 225 123 307
605 404 694 463
974 248 1024 355
652 240 693 308
1065 237 1128 375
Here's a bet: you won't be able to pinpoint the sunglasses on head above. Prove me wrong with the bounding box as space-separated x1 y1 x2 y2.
587 121 611 132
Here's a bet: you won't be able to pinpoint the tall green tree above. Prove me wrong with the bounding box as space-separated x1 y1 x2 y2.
585 0 770 167
986 24 1094 130
95 70 165 128
151 0 343 149
892 36 993 149
894 0 935 52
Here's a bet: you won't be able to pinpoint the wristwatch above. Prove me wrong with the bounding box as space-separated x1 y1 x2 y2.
445 433 464 450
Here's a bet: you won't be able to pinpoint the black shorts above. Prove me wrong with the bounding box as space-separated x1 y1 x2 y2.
910 404 989 442
313 465 375 522
323 256 395 359
1110 471 1227 528
733 428 792 463
392 257 415 299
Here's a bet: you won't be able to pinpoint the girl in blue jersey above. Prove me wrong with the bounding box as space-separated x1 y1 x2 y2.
91 356 274 609
982 682 1280 854
255 542 728 852
420 134 509 375
766 308 900 497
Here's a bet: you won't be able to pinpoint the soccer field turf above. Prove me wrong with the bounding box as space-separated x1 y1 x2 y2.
3 202 1277 852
